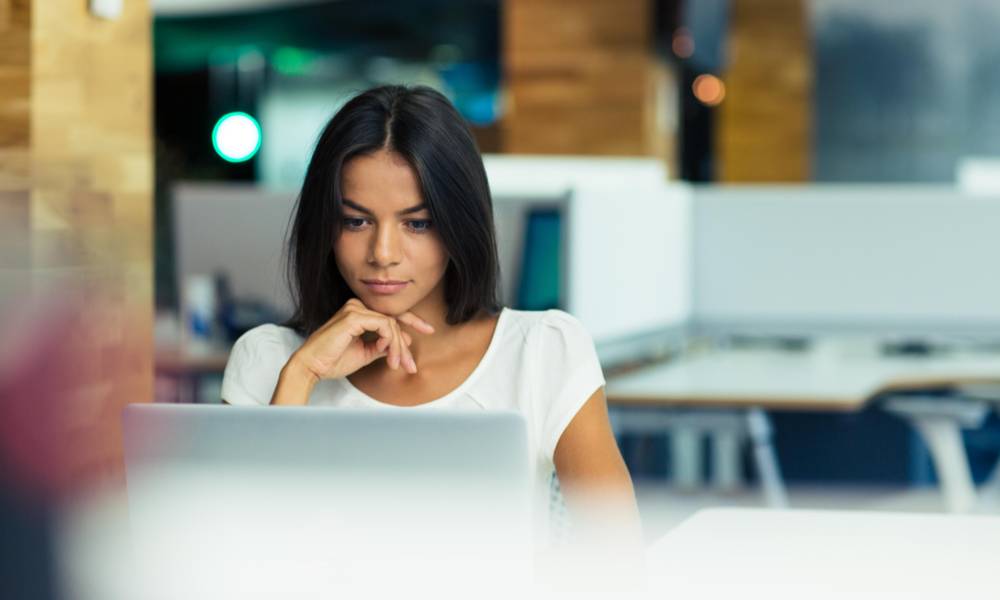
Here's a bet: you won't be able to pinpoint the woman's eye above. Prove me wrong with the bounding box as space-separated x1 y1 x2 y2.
342 217 368 230
406 219 433 233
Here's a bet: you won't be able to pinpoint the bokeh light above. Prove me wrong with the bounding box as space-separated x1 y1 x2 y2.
212 112 262 163
672 27 695 59
692 74 726 107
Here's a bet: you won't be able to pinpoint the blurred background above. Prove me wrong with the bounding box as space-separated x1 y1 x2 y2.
4 0 1000 597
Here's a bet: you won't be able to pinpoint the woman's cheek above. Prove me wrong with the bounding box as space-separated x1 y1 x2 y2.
425 235 449 272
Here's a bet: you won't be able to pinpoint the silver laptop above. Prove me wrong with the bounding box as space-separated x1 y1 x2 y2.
122 405 534 597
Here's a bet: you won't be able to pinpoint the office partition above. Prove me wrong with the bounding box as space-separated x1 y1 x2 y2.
693 185 1000 337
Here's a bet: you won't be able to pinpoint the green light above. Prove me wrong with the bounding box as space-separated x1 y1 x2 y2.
273 47 316 76
212 112 261 163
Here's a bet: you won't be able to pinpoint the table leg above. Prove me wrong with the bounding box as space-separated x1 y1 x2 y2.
608 406 748 492
884 398 989 513
975 404 1000 506
710 428 741 492
670 427 702 490
909 416 977 513
980 454 1000 506
746 408 788 508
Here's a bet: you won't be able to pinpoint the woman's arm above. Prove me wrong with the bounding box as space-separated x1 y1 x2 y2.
270 355 320 405
553 387 643 546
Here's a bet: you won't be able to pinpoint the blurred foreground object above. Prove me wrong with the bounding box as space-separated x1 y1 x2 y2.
648 508 1000 598
1 0 154 597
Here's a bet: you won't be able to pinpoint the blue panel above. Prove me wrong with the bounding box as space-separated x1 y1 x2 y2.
515 209 562 311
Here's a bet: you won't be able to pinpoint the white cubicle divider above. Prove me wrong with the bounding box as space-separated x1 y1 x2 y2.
692 184 1000 338
173 183 297 318
482 154 668 198
566 182 692 344
483 155 693 364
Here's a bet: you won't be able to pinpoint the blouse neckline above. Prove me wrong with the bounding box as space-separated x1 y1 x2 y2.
339 307 509 409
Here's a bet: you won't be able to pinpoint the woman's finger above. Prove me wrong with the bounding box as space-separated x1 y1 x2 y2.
396 311 435 334
345 313 397 365
386 317 403 370
392 318 417 374
393 319 413 373
364 337 389 364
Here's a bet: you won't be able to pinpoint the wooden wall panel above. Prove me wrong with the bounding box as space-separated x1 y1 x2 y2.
717 0 812 181
503 0 666 156
0 0 30 189
0 0 153 489
0 0 31 304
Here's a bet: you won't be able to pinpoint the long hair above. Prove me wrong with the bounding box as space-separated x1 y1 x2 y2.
285 85 501 335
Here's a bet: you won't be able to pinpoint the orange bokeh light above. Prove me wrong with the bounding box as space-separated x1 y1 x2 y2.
692 74 726 106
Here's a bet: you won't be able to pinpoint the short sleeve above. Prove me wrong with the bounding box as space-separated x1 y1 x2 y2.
531 310 606 461
220 324 301 406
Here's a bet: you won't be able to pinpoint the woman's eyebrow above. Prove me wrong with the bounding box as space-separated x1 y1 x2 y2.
342 198 427 215
341 199 373 214
397 203 428 215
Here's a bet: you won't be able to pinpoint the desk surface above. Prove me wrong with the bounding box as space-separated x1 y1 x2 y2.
606 347 1000 411
647 507 1000 598
155 345 231 374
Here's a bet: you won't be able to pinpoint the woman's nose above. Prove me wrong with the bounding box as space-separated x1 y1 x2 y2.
369 224 401 267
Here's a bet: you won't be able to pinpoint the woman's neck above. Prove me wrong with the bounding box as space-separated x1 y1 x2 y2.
396 290 460 366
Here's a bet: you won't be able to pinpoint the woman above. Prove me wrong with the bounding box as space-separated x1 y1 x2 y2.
220 85 640 549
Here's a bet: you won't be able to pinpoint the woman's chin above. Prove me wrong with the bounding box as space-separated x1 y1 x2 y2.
358 294 414 316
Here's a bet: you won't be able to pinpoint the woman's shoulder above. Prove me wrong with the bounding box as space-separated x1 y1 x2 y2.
231 323 305 357
496 308 596 364
222 323 303 406
501 307 589 339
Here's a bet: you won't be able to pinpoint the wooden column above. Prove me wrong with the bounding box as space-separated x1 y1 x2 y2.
503 0 667 157
717 0 812 181
0 0 153 487
0 0 31 287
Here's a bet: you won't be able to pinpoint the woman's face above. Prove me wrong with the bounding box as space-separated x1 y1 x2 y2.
334 149 449 318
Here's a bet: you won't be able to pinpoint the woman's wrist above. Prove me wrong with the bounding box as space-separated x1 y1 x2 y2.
270 353 320 405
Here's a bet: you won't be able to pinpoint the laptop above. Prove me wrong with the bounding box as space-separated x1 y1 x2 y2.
122 404 534 598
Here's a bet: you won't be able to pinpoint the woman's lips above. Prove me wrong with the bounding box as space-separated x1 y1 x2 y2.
362 279 409 295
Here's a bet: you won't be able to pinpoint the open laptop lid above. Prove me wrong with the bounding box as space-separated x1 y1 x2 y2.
123 404 529 480
121 404 535 597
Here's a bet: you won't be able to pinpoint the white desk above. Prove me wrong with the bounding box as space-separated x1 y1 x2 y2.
647 508 1000 599
608 346 1000 410
606 346 1000 511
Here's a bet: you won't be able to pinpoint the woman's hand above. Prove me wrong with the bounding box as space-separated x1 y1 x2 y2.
270 299 434 405
297 298 434 379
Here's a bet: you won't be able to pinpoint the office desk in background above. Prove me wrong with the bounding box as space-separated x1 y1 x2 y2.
647 507 1000 598
155 345 229 404
606 345 1000 512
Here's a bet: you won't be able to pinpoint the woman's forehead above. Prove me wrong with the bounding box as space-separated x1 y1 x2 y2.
341 150 424 211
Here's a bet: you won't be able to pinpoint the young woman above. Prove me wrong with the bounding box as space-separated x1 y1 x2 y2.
220 85 640 547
